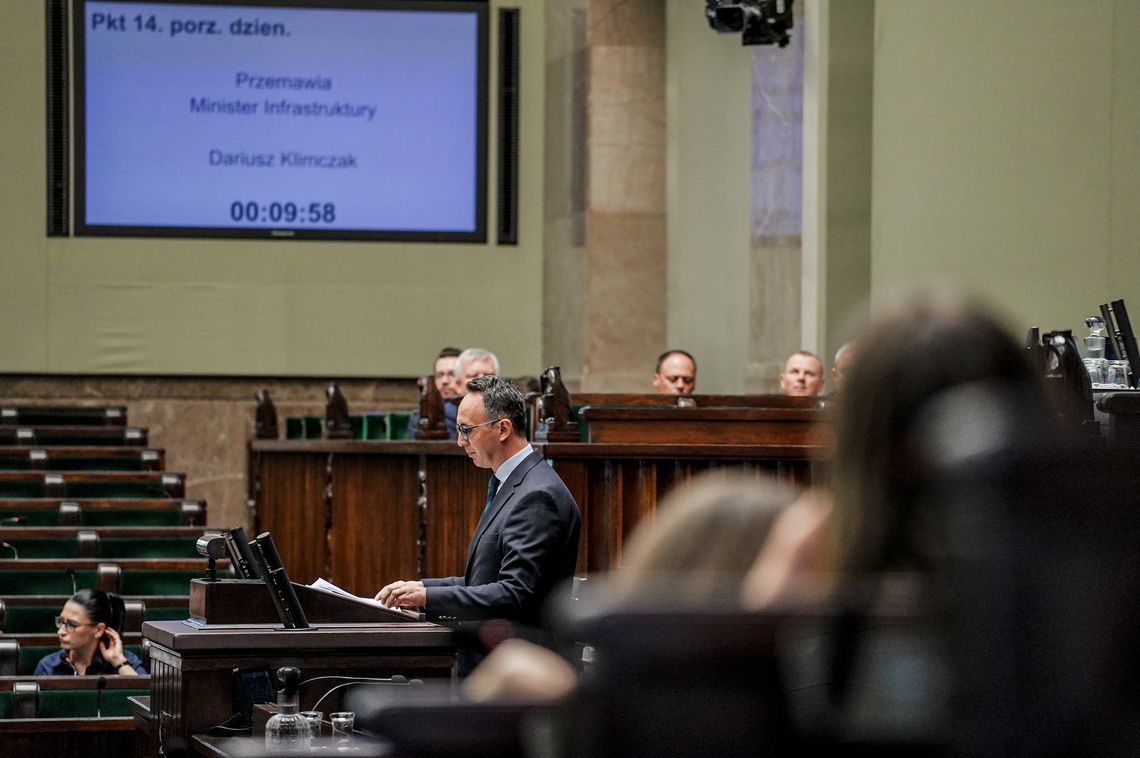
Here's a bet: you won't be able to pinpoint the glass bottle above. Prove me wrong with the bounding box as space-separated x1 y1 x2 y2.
265 666 312 751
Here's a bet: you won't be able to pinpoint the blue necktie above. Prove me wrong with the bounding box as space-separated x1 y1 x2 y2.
484 476 500 512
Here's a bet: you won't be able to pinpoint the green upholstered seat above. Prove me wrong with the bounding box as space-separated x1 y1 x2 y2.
0 691 11 718
0 536 197 559
37 687 149 718
143 605 188 622
0 570 100 595
81 508 185 527
118 570 202 596
2 606 57 634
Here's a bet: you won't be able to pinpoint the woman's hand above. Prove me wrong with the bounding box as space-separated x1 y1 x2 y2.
101 627 138 676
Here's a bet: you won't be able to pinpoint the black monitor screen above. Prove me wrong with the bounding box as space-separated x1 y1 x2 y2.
72 0 489 242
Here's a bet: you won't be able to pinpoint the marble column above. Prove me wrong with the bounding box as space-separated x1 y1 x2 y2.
581 0 667 391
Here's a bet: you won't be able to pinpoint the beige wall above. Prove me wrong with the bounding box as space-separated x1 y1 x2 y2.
871 0 1140 334
0 0 548 379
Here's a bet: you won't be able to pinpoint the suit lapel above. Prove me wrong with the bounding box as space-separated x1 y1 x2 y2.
465 451 542 570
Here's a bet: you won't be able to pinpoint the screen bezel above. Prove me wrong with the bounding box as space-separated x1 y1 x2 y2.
70 0 490 243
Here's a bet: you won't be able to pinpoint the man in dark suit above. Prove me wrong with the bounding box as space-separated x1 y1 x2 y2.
377 375 581 671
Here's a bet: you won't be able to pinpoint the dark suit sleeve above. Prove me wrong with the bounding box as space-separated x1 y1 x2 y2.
423 576 463 587
424 478 578 622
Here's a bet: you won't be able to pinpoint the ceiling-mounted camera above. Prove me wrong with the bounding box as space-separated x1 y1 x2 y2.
705 0 795 47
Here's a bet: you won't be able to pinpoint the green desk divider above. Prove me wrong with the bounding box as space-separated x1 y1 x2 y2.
285 416 324 439
361 413 388 440
18 645 148 676
387 412 413 439
0 570 100 595
38 688 150 718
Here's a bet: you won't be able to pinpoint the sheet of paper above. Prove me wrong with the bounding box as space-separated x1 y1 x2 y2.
309 577 419 618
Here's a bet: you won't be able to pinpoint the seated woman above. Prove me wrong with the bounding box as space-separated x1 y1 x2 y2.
34 588 147 676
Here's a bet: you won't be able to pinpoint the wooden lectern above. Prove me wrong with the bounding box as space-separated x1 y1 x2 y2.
140 580 454 756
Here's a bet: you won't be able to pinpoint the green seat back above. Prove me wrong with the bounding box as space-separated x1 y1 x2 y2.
83 508 183 527
119 570 202 595
38 688 149 718
18 645 147 676
99 537 198 558
64 481 171 499
3 606 58 634
0 510 59 526
2 538 80 559
0 482 45 497
143 605 188 622
0 691 11 719
0 569 100 594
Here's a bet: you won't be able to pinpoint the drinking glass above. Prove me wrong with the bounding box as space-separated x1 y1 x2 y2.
330 711 355 747
300 710 323 738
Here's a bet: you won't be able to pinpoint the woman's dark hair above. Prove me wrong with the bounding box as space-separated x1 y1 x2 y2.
830 288 1046 577
70 588 126 632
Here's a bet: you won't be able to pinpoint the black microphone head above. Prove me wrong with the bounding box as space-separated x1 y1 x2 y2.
97 675 107 690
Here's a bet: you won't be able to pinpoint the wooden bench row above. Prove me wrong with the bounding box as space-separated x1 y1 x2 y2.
0 558 225 596
1 406 127 428
0 636 152 677
0 499 206 526
0 594 189 635
0 426 147 446
0 446 164 472
0 471 184 499
0 526 215 560
0 675 148 718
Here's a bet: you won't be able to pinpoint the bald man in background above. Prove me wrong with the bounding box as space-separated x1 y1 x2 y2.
652 350 697 395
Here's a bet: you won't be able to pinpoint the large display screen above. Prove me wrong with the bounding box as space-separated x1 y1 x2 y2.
72 0 488 241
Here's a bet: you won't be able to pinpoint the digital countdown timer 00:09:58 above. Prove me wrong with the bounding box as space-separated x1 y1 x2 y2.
229 201 337 224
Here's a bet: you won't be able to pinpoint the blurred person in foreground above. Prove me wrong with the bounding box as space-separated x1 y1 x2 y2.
464 472 797 702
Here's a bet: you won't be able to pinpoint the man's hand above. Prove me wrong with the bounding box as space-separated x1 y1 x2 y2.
376 580 426 608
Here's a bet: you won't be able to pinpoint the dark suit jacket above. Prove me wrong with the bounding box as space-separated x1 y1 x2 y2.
422 449 581 631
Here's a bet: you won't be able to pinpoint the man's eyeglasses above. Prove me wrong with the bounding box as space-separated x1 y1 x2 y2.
54 616 96 632
456 418 502 442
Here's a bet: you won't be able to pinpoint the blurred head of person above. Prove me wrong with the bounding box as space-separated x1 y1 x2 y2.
830 287 1044 577
608 472 797 607
831 342 855 393
434 347 463 400
454 348 500 397
652 350 697 395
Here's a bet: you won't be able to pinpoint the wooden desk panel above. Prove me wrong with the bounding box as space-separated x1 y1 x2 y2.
250 438 830 583
143 619 454 756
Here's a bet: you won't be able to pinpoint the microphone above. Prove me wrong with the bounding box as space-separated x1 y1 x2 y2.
96 675 106 717
0 516 22 525
67 566 77 595
0 542 18 559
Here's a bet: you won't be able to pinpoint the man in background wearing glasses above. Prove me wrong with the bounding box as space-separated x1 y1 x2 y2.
377 375 581 674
